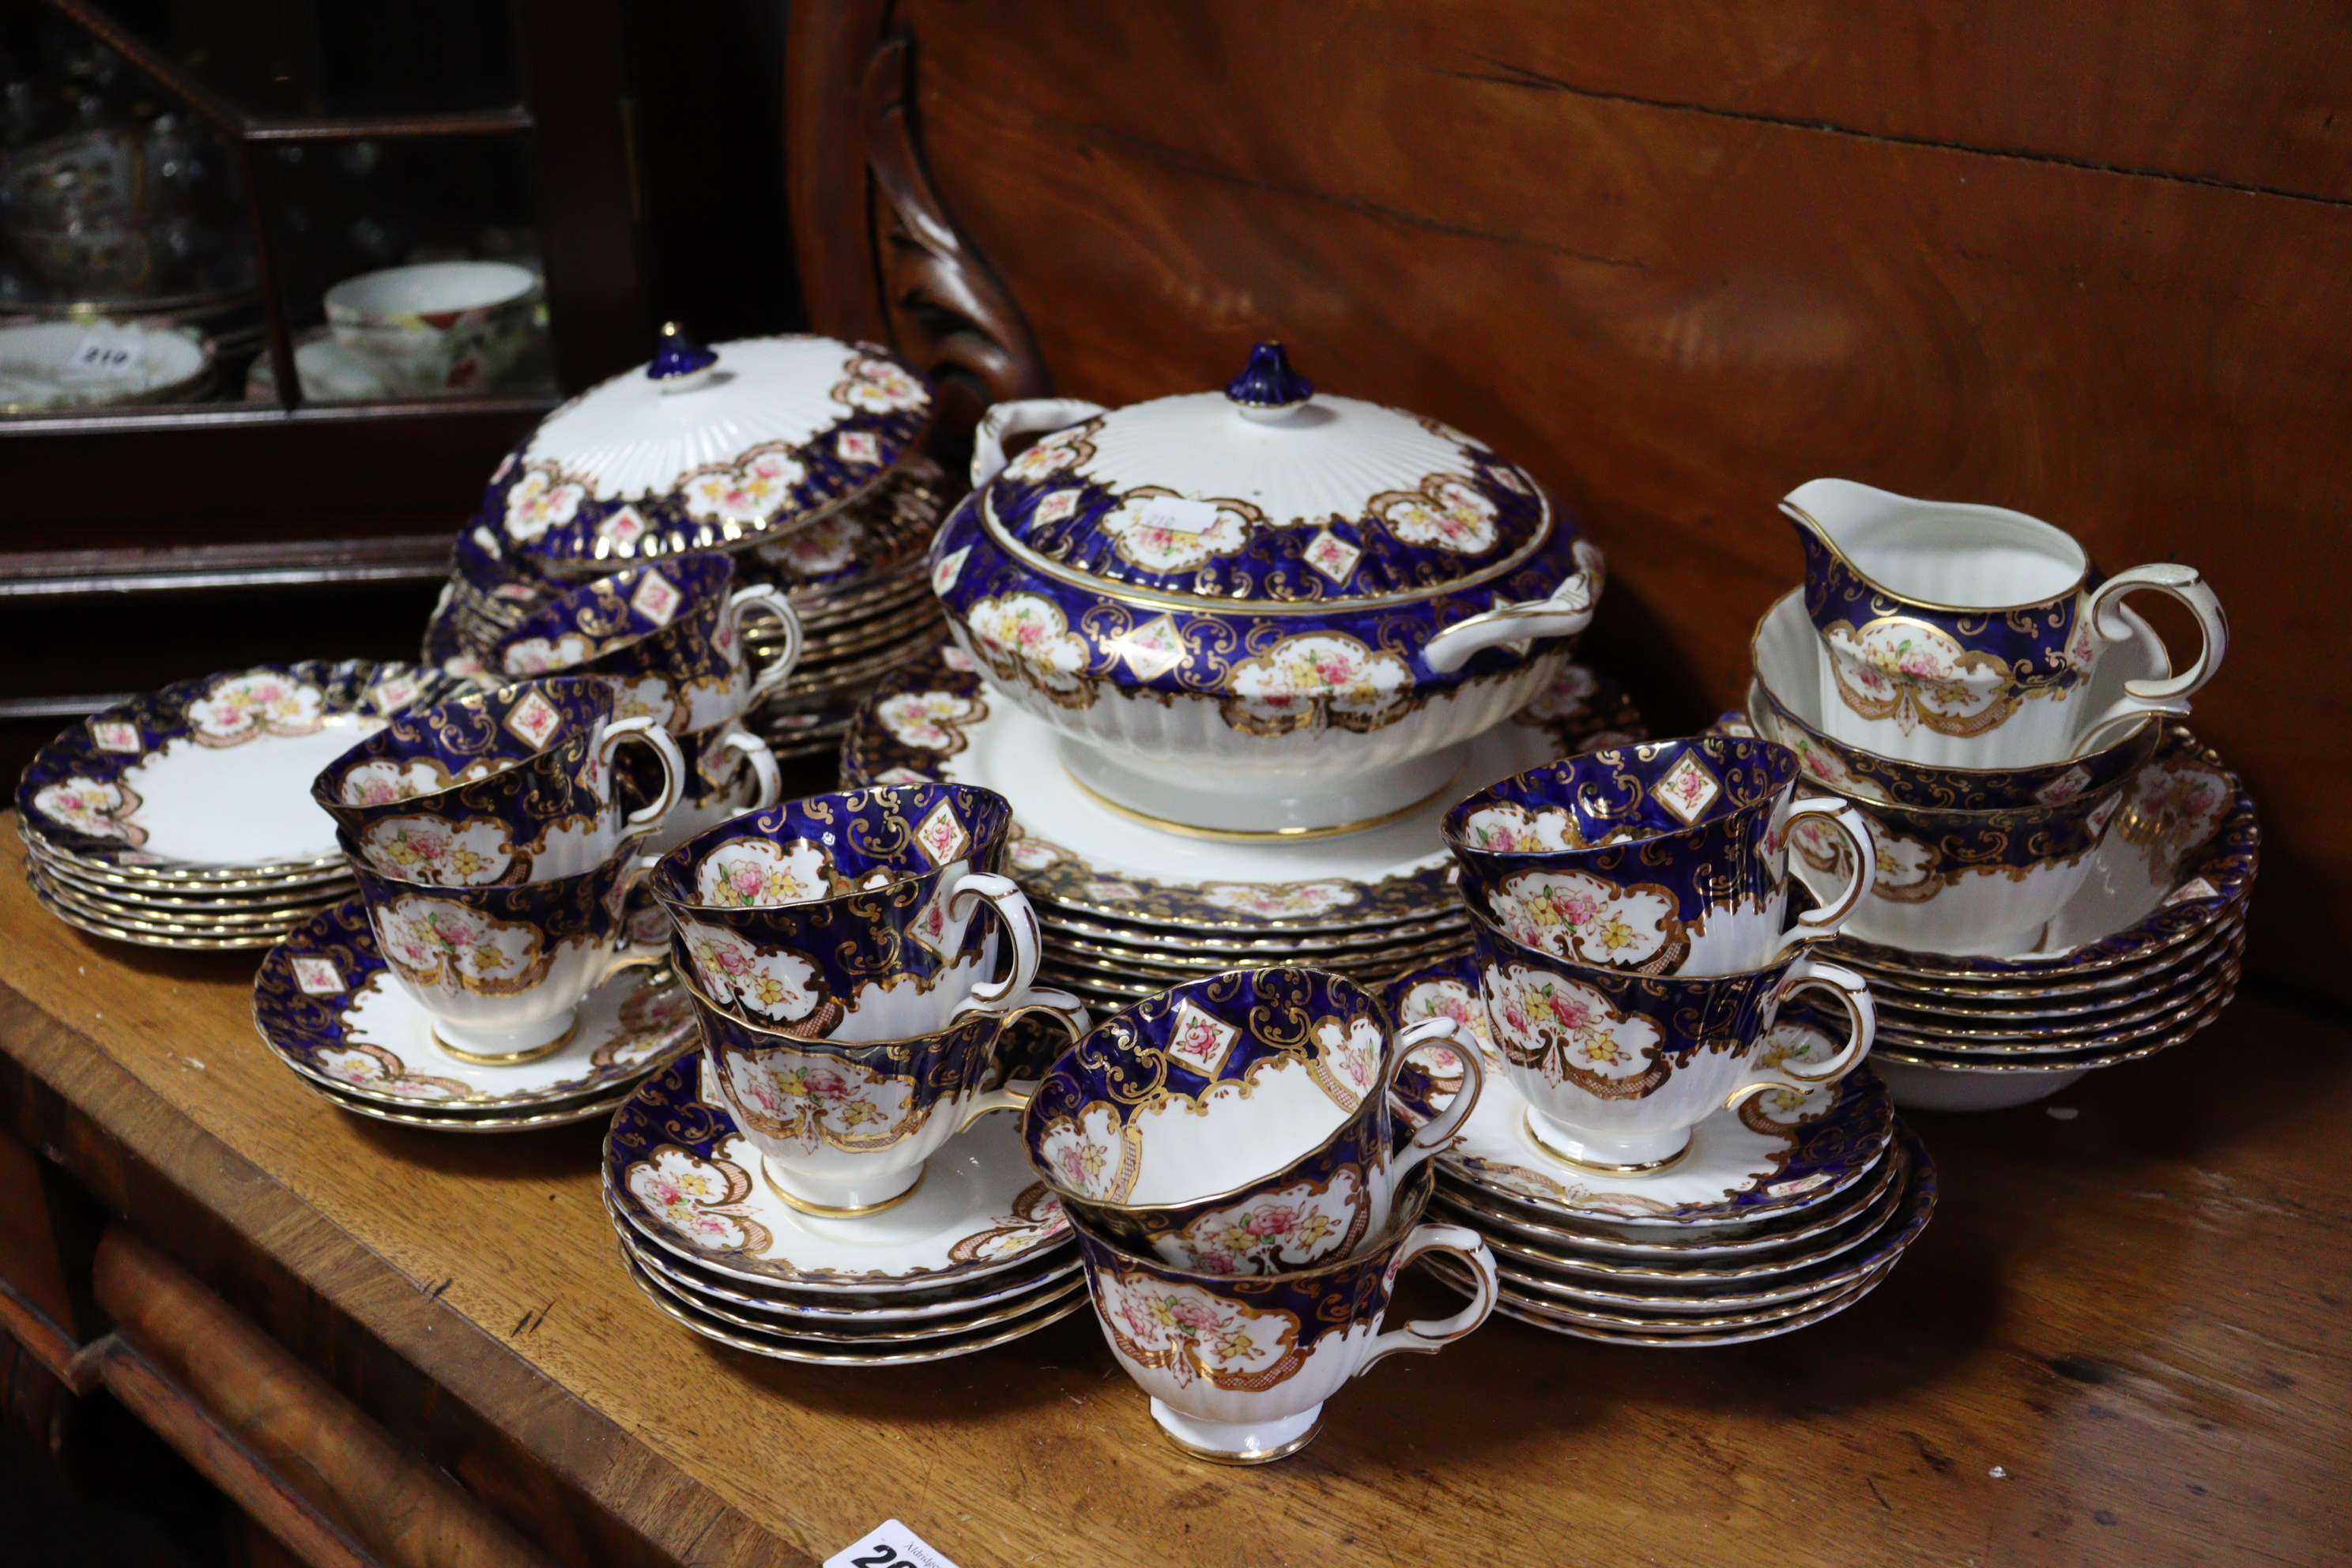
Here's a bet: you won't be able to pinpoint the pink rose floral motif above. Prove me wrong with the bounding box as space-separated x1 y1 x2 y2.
336 759 451 807
312 1042 469 1102
682 447 806 523
358 817 515 886
596 980 695 1069
693 840 832 908
1825 618 2015 737
1165 1001 1241 1076
678 920 824 1025
2120 759 2230 876
876 691 985 754
374 897 542 991
831 355 926 413
1513 663 1600 726
720 1051 910 1152
1457 803 1578 854
1309 1016 1384 1112
1097 1272 1301 1390
1036 1104 1138 1201
1225 633 1412 732
1097 490 1255 572
1371 474 1500 554
503 467 586 543
1172 1173 1361 1274
1196 880 1359 918
964 594 1092 699
753 512 862 577
186 673 326 746
914 798 971 865
1302 528 1363 586
499 632 597 678
1483 963 1661 1088
625 1148 772 1255
1491 869 1683 972
34 776 140 842
930 545 971 595
999 423 1094 482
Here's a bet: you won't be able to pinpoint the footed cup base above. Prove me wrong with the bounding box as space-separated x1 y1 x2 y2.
432 1012 580 1065
760 1156 926 1219
1523 1109 1694 1175
1148 1400 1323 1465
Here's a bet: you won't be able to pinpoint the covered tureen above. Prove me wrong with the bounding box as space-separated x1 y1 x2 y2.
928 344 1605 835
474 328 933 579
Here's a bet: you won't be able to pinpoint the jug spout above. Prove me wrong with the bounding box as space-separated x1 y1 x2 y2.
1778 479 1929 606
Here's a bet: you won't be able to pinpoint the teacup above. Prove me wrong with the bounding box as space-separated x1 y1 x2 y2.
631 719 782 856
1069 1163 1497 1464
1022 967 1483 1275
314 677 684 886
492 554 802 736
346 842 661 1061
652 784 1052 1042
688 975 1089 1215
1443 737 1875 976
1467 900 1875 1170
1782 478 2227 768
1785 777 2131 959
1747 587 2162 811
325 260 541 395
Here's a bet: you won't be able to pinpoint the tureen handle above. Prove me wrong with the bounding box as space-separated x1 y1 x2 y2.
1419 538 1607 675
970 398 1109 489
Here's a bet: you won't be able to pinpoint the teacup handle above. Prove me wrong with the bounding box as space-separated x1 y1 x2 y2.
597 850 672 984
970 398 1110 488
1355 1223 1498 1374
1770 797 1877 959
944 871 1044 1013
1419 540 1604 675
596 716 687 839
1386 1016 1487 1182
720 726 783 809
956 989 1094 1132
728 585 805 702
2074 564 2229 747
1732 956 1876 1106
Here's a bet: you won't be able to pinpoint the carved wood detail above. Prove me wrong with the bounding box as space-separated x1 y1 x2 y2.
787 1 1049 411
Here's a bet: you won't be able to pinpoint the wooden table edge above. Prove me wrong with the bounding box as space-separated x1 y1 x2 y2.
0 970 807 1568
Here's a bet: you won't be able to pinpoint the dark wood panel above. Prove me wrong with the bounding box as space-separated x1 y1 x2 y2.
854 0 2348 998
1393 1 2352 202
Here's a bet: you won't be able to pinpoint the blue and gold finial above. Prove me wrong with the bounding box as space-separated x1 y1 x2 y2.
1225 341 1314 418
649 322 718 392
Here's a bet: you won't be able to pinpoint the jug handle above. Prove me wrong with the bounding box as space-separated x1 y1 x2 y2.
2085 564 2230 707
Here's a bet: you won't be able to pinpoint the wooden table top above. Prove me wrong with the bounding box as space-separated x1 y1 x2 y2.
0 820 2343 1567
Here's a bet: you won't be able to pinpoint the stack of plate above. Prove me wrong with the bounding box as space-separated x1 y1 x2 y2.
1381 955 1936 1346
740 457 949 767
16 660 466 949
251 899 697 1130
1800 724 2259 1114
839 645 1646 1026
601 1054 1084 1364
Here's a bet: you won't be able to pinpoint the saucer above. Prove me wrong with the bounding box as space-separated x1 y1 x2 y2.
605 1053 1070 1292
1868 936 2243 1046
28 873 286 951
17 660 466 880
1489 1130 1933 1312
295 1072 639 1132
618 1253 1087 1365
841 646 1645 932
1479 1261 1893 1346
252 898 696 1110
618 1208 1080 1322
1814 727 2256 980
1383 954 1894 1228
1438 1144 1905 1280
630 1238 1083 1341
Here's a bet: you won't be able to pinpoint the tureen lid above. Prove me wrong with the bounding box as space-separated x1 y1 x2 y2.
975 342 1551 606
481 329 931 576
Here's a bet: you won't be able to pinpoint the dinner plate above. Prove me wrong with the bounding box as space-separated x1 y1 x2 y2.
842 646 1645 933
